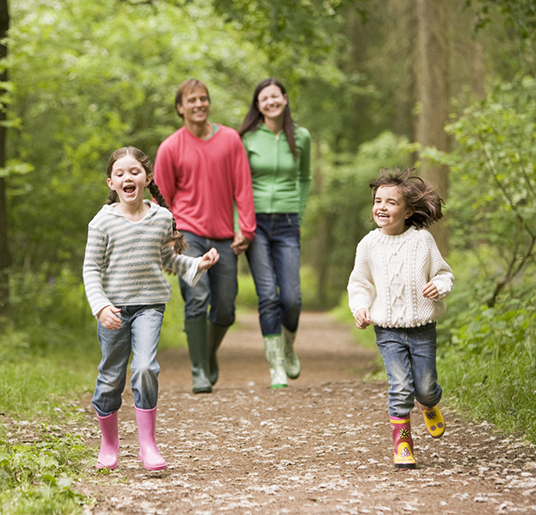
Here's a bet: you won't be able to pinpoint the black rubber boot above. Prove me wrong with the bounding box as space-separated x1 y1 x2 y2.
208 323 229 386
184 319 212 394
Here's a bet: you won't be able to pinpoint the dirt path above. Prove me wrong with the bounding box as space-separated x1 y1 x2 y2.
80 312 536 515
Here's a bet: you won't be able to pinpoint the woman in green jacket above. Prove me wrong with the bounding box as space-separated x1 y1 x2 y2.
239 79 312 389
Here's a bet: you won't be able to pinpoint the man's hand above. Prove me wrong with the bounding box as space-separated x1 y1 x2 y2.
97 305 122 330
231 229 251 255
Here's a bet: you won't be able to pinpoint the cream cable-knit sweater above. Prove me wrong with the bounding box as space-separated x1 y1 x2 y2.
348 227 454 328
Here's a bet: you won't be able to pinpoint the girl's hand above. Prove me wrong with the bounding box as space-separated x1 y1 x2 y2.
97 305 122 330
199 247 220 271
354 308 372 330
422 281 439 300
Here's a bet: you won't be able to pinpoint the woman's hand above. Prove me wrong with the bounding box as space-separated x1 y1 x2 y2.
97 305 122 330
199 247 220 271
354 308 372 330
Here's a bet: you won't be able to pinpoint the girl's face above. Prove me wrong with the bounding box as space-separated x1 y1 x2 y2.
372 185 413 235
107 155 151 207
257 84 287 122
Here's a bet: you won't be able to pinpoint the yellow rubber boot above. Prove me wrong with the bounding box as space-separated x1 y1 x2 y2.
390 415 416 469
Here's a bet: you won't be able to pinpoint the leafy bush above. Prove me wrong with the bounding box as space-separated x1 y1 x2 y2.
415 76 536 441
0 429 91 515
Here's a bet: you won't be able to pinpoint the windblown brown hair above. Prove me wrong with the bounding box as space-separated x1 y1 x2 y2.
106 146 187 254
369 167 444 229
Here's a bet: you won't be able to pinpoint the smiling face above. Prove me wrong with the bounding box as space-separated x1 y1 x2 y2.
107 155 151 208
177 86 210 126
257 84 288 123
372 185 414 235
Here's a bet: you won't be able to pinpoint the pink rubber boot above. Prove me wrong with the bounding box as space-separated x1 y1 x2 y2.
135 407 167 471
390 415 416 469
96 411 119 470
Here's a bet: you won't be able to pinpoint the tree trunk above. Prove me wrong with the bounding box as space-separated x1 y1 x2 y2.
311 141 333 308
415 0 450 255
0 0 10 320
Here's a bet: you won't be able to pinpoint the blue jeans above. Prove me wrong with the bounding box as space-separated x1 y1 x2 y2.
179 231 237 326
246 213 301 336
374 323 442 418
92 304 165 417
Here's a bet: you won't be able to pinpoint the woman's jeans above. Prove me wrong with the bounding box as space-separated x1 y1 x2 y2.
178 231 238 326
374 323 442 418
246 213 301 336
92 304 165 417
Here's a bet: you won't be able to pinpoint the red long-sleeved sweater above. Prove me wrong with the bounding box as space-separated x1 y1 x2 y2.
154 125 256 241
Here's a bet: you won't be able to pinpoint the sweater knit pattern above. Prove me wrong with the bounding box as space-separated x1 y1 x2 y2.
83 202 203 317
347 227 454 328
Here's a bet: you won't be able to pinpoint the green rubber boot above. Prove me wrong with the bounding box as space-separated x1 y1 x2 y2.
263 335 288 389
282 325 301 379
208 322 229 386
184 319 212 394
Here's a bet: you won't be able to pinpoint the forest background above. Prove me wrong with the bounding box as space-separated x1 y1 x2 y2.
0 0 535 512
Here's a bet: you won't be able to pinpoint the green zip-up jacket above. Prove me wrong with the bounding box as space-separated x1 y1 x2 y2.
242 124 312 222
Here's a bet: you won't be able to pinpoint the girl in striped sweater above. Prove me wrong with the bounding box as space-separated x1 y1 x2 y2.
83 147 218 471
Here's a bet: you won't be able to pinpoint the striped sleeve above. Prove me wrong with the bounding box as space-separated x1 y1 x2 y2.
83 224 112 317
162 248 205 287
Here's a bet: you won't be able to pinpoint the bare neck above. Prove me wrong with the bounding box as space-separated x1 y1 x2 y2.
264 116 284 135
185 119 213 140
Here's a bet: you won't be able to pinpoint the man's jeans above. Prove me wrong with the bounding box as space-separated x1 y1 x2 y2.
246 213 301 336
179 231 237 326
92 304 165 417
374 323 442 418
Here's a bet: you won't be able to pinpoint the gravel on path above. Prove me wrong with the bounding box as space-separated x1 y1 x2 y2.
77 312 536 515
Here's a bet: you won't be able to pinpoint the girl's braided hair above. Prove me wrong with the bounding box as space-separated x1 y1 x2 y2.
369 167 444 229
106 146 187 254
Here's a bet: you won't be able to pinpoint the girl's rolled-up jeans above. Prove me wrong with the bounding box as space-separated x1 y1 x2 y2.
374 322 442 418
92 304 164 417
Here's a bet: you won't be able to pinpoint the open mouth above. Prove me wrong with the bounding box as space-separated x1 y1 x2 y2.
123 185 136 194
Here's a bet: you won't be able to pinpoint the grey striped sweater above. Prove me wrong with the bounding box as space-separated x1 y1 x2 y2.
83 201 203 317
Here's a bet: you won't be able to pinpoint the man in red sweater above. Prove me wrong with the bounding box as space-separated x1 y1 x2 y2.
154 79 256 394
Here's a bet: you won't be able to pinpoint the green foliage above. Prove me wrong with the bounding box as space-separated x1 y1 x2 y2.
7 0 268 278
212 0 363 71
419 75 536 308
464 0 536 41
302 131 410 307
0 430 91 515
416 76 536 441
438 294 536 441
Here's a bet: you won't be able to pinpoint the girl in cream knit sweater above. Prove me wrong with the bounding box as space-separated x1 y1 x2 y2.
348 168 454 469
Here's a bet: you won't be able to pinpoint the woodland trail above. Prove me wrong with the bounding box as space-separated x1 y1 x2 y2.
79 311 536 515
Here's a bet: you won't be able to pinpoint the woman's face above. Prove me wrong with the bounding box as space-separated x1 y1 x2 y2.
257 84 288 122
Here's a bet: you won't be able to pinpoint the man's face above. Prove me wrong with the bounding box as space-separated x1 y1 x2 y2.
177 87 210 125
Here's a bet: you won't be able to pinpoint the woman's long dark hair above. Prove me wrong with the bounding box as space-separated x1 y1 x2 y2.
238 78 297 159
